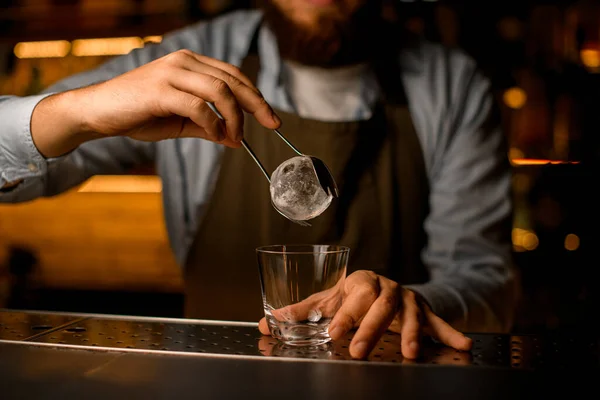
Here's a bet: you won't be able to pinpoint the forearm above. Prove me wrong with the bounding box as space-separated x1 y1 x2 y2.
0 93 154 203
0 91 99 198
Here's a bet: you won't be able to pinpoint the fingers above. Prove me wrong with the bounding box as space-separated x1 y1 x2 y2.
89 49 281 144
398 290 422 359
258 317 270 335
270 293 319 322
158 89 240 147
378 289 472 358
176 51 281 130
169 70 244 142
424 306 473 352
270 287 342 323
328 271 379 342
347 278 399 359
270 304 308 323
159 89 226 141
183 52 259 92
257 335 274 356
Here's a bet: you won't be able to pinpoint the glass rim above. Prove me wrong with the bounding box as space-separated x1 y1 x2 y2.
256 244 350 255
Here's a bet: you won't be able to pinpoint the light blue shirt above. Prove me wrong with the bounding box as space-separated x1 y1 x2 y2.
0 10 519 332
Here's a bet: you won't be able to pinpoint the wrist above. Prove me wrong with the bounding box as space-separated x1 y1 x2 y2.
55 88 102 141
31 89 101 158
405 286 433 311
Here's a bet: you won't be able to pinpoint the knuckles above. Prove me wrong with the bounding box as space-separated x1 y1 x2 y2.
210 78 232 97
164 49 194 64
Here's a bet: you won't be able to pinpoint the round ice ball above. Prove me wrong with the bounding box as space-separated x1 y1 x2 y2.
270 156 333 221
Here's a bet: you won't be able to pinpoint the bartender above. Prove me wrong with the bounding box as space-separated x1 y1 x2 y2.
0 0 518 360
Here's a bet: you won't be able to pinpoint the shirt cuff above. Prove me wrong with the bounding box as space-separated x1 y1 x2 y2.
0 93 58 185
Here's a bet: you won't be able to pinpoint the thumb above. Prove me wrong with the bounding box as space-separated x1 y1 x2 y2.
179 118 242 148
258 317 271 335
127 117 242 148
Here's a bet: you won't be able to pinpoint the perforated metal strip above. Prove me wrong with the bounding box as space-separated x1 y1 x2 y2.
2 310 599 369
0 310 85 341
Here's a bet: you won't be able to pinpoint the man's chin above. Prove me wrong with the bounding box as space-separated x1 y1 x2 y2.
260 0 382 68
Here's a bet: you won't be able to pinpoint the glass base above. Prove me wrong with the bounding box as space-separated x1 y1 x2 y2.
269 342 334 359
279 335 331 347
267 318 332 347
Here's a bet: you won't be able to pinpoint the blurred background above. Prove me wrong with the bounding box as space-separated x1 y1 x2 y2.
1 0 599 333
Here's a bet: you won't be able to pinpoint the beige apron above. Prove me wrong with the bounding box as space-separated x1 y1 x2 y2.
184 25 429 321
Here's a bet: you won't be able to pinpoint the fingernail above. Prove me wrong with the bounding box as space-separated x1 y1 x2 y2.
463 335 473 349
409 341 419 352
352 341 369 359
328 326 343 341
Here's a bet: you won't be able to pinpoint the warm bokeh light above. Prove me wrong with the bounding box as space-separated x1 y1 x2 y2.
503 87 527 109
580 49 600 68
71 37 145 56
512 228 539 252
13 36 164 59
508 147 525 160
143 36 163 44
511 159 580 166
564 234 580 251
522 232 539 250
78 175 162 193
14 40 71 59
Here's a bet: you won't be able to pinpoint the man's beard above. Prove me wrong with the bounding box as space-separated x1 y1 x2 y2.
259 1 386 68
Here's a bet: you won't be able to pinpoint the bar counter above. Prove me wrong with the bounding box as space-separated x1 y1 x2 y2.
1 309 597 399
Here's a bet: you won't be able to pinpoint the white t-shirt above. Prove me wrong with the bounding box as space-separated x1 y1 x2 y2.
283 60 380 121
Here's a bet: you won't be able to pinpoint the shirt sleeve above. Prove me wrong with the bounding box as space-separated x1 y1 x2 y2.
0 22 205 202
0 94 55 193
405 63 520 334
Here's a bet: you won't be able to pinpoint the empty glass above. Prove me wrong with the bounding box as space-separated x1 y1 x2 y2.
256 244 349 346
